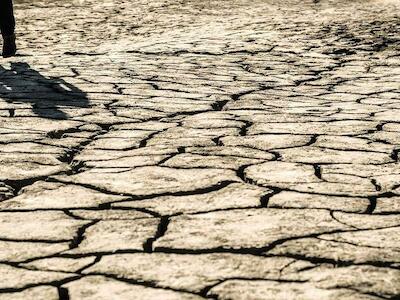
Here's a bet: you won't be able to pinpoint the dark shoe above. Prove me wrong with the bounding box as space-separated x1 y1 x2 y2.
2 34 17 58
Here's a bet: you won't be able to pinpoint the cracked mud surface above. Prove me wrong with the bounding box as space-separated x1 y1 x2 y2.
1 0 400 298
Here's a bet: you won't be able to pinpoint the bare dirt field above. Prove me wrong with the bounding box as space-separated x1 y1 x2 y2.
1 0 400 299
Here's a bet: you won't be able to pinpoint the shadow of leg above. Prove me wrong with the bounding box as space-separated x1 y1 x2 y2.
0 62 89 119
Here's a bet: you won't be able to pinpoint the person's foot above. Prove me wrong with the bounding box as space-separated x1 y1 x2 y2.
2 34 17 58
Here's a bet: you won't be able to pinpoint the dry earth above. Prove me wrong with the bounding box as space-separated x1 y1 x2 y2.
1 0 400 299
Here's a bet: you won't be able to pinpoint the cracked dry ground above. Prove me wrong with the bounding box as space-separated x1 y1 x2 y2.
1 0 400 299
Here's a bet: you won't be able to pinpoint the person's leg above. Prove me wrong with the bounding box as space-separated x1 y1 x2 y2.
0 0 16 36
0 0 17 58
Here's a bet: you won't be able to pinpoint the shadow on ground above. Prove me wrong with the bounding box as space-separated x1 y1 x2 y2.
0 62 88 119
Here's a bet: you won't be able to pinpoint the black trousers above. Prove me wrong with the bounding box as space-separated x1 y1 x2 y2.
0 0 15 36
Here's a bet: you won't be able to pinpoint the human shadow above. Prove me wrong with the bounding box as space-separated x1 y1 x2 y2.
0 62 88 119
